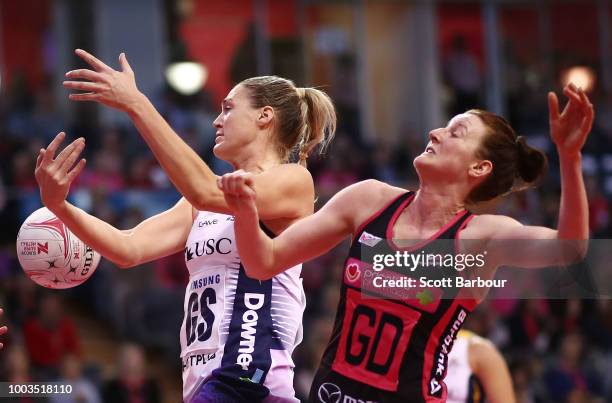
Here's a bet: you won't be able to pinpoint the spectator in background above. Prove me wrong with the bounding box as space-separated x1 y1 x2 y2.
23 293 81 380
4 275 38 329
544 332 603 402
74 127 125 193
4 344 31 383
331 54 361 139
125 154 156 189
2 344 38 403
30 82 66 145
11 150 38 190
102 343 160 403
511 359 544 403
507 300 552 352
443 35 482 115
583 300 612 351
50 354 101 403
585 175 610 237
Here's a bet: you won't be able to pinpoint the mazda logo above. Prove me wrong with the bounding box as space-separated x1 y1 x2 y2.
318 382 341 403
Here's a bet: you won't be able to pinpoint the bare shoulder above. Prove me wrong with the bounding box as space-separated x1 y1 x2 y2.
335 179 405 207
326 179 408 233
255 163 315 202
258 163 314 186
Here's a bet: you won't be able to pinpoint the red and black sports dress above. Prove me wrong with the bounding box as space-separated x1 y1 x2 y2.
309 191 478 403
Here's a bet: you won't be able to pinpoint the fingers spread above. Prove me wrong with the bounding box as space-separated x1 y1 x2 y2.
63 81 105 92
66 159 87 182
59 139 86 173
563 86 582 104
75 49 114 73
54 139 80 168
44 132 66 162
65 68 107 83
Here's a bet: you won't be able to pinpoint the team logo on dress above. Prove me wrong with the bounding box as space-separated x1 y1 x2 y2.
184 237 232 261
318 383 341 403
358 231 382 247
345 263 361 282
417 289 435 306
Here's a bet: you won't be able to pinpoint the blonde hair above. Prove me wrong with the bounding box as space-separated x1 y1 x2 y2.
240 76 337 166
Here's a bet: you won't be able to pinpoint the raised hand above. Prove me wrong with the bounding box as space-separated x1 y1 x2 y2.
34 132 86 211
63 49 142 112
217 170 257 217
0 308 7 350
548 84 595 157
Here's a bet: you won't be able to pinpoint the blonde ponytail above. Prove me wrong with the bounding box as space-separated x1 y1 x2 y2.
240 76 336 166
296 87 337 167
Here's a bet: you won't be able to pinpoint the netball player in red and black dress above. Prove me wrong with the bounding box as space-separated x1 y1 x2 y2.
219 85 593 402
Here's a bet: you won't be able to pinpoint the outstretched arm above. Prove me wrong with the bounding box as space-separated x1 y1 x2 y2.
63 50 310 220
35 133 193 268
478 84 593 268
64 50 218 209
549 85 592 242
218 172 376 279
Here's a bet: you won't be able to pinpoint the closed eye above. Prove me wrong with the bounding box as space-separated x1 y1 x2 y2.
450 124 467 137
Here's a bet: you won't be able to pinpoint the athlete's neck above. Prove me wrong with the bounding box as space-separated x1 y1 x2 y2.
231 152 281 174
408 185 466 228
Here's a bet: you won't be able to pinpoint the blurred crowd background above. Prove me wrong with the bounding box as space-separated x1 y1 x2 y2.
1 0 612 402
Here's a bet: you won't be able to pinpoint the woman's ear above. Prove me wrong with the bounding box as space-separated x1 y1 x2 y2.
257 106 275 128
469 159 493 179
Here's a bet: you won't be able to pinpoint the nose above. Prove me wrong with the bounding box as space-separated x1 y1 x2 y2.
428 128 442 143
213 113 222 128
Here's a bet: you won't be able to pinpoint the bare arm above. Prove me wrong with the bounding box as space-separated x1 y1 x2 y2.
35 133 193 268
51 197 192 268
470 85 593 269
469 338 515 403
63 50 311 220
219 174 384 280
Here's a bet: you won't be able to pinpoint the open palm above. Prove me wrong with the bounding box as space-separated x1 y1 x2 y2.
63 49 141 112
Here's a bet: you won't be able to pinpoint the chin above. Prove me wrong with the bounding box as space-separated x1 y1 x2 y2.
212 143 229 160
413 156 446 178
413 154 431 170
